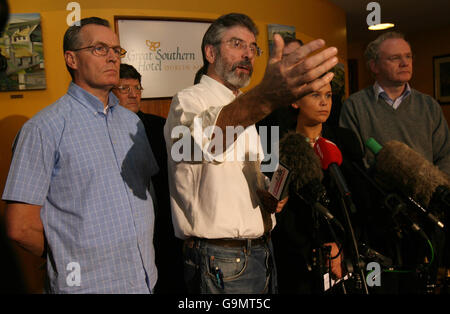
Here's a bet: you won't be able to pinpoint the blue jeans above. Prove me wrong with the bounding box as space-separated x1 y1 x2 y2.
183 237 277 294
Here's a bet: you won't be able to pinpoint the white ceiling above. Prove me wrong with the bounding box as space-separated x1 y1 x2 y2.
328 0 450 42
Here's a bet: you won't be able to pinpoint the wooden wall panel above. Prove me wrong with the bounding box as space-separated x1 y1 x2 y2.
140 98 172 118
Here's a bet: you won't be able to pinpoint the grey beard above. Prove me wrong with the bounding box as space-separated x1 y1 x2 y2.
215 55 252 89
224 70 251 89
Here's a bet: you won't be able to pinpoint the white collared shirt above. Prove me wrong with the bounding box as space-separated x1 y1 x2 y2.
373 81 411 110
164 75 274 240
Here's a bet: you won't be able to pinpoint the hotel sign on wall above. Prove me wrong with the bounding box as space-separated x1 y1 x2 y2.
115 17 211 98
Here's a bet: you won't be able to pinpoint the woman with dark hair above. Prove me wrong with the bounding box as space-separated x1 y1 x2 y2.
271 78 371 293
270 39 370 293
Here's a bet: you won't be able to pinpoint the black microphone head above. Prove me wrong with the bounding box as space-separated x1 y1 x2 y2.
279 131 324 195
297 177 330 206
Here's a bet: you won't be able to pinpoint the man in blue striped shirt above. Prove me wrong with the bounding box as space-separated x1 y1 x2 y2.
2 17 158 293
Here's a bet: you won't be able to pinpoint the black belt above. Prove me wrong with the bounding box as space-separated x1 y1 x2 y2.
185 234 270 248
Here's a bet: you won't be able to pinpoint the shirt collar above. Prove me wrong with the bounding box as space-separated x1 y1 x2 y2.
373 81 411 102
67 82 119 115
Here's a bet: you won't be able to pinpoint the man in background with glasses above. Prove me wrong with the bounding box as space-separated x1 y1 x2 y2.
2 17 158 293
164 12 338 294
113 63 185 294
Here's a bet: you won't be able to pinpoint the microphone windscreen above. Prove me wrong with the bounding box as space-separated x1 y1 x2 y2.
314 137 343 170
279 131 323 194
375 140 450 207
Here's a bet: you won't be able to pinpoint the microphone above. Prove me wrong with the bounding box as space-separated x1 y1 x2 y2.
314 137 357 214
351 155 431 240
366 138 446 229
278 132 342 228
314 137 351 197
296 178 344 231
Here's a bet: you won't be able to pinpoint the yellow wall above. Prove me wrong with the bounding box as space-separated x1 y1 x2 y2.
0 0 346 292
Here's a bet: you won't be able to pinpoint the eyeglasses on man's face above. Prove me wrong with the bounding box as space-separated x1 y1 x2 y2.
72 43 127 58
220 38 262 57
114 85 144 94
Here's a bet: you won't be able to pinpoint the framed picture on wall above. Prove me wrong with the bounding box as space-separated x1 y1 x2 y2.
267 24 295 57
433 54 450 104
114 17 212 99
0 13 46 91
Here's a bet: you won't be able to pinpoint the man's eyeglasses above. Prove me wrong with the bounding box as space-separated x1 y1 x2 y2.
220 38 262 57
114 85 144 94
72 44 127 58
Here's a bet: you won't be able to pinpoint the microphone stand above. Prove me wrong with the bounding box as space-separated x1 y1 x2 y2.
325 218 347 294
337 194 369 294
309 202 347 294
351 162 430 240
310 206 326 294
351 162 439 293
351 161 411 264
296 190 347 294
328 168 369 294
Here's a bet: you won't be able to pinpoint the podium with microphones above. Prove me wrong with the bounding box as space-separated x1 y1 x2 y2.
273 132 373 294
273 132 449 293
364 137 448 293
313 137 369 294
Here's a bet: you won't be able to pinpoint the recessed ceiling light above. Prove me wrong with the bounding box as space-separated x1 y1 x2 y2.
368 23 395 31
